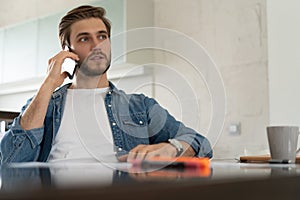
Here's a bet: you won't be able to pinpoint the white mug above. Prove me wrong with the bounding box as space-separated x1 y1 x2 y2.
267 126 300 163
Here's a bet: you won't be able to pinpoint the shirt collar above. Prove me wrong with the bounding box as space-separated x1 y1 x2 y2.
52 81 122 99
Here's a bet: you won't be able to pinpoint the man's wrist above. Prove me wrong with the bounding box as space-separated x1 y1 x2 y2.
168 139 184 157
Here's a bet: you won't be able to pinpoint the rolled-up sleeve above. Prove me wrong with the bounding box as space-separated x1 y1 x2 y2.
0 105 44 164
146 97 213 158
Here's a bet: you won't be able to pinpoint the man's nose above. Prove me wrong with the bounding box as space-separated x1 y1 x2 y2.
92 47 102 55
91 37 102 50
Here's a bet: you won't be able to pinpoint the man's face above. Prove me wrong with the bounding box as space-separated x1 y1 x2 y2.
69 17 111 76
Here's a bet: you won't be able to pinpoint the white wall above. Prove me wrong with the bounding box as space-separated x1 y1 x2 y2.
267 0 300 126
153 0 269 158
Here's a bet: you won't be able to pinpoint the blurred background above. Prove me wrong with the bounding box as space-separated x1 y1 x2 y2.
0 0 299 159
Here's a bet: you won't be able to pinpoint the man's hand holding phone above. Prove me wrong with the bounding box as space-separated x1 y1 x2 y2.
46 51 79 90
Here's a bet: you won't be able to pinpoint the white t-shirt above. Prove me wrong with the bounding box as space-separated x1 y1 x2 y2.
48 87 117 163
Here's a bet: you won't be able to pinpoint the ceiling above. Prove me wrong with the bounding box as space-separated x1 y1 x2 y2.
0 0 95 28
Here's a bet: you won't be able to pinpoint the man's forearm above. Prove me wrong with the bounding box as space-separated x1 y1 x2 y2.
20 80 56 130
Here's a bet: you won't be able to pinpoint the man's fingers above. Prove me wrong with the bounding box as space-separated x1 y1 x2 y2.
117 154 128 162
127 144 148 162
134 151 148 161
48 51 79 67
127 144 163 162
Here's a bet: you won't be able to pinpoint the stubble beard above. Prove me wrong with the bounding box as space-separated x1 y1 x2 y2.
78 53 111 77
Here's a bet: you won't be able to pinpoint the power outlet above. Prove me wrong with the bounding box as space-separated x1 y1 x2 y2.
229 122 241 135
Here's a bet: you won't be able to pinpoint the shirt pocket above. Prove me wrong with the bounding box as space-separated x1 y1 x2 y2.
118 113 148 139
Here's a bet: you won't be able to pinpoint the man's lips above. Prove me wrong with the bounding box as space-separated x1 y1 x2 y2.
90 55 105 61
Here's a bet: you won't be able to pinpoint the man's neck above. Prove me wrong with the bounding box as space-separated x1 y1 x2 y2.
70 73 109 89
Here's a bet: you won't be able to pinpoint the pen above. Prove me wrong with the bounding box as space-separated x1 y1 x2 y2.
268 159 292 164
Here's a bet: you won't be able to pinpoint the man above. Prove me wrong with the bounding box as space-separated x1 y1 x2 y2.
0 5 212 163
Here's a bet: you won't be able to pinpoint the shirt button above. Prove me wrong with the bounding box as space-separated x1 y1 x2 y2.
118 147 122 151
108 91 112 95
108 104 112 107
139 120 143 125
112 122 116 126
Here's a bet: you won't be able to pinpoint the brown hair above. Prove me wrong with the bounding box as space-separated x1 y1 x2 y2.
59 5 111 49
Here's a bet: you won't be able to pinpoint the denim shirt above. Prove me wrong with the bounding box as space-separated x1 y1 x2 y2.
0 82 212 163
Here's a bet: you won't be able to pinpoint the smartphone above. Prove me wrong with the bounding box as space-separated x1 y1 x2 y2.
61 58 77 79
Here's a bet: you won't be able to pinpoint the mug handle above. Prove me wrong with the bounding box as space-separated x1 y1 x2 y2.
297 131 300 155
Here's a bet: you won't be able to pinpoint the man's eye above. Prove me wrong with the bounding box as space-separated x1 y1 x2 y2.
79 37 88 42
99 35 107 40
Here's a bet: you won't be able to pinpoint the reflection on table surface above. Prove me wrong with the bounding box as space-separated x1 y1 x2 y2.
0 159 300 199
0 159 210 191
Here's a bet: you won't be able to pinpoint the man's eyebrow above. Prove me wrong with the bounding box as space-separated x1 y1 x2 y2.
97 30 109 35
76 30 109 38
76 32 89 38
